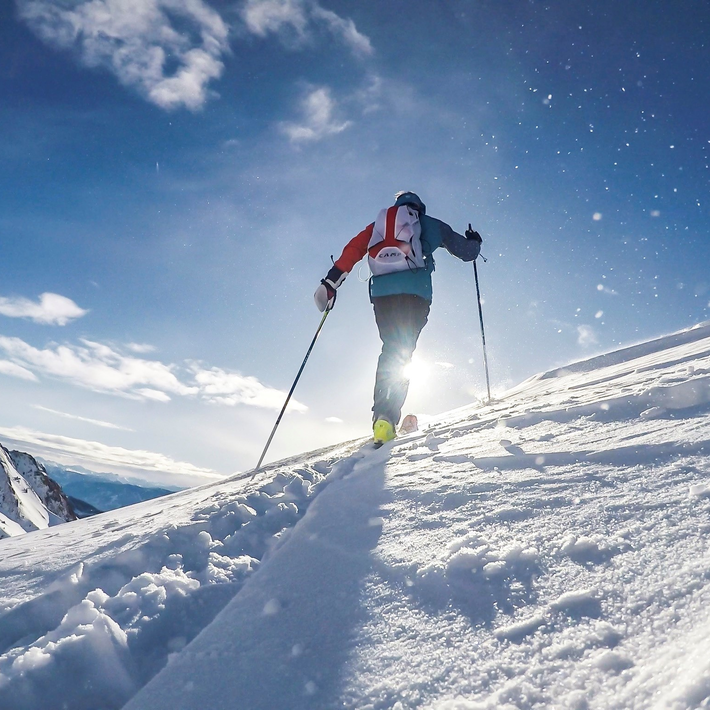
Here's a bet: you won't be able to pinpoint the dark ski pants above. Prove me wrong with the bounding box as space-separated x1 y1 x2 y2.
372 294 430 426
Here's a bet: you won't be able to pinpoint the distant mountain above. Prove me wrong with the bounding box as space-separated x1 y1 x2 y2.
41 461 178 513
0 443 76 539
37 458 185 491
0 442 176 536
67 495 103 519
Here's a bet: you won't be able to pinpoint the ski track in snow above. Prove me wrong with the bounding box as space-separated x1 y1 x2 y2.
2 322 710 709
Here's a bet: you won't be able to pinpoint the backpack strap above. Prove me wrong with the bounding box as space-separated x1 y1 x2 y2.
368 205 420 251
367 207 390 250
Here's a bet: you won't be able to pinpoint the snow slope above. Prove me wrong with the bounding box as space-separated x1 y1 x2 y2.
2 322 710 709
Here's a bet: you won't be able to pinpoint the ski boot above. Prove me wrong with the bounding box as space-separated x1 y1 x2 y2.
373 418 396 447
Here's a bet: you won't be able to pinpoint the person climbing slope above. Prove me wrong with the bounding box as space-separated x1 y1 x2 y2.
314 191 483 446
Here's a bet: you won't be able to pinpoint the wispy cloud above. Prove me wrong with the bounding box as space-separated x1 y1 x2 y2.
240 0 372 57
18 0 371 112
0 360 38 381
308 5 373 57
191 365 307 411
577 325 599 348
126 342 157 354
135 388 173 402
352 73 383 114
241 0 308 39
0 335 305 411
0 425 222 483
0 336 195 400
0 292 88 325
281 86 351 143
17 0 230 111
32 405 134 432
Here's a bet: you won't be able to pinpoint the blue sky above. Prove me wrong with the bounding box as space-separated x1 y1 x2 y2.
1 0 708 485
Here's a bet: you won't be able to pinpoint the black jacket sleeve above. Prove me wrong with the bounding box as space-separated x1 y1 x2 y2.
436 219 481 262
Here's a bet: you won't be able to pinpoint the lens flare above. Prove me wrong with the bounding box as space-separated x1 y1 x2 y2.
403 356 429 382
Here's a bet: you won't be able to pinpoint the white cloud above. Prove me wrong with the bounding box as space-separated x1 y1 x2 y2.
309 5 373 57
0 425 222 484
135 388 173 402
577 325 599 348
0 335 306 412
17 0 229 111
325 416 343 424
32 405 134 431
0 336 196 400
281 86 351 143
241 0 309 38
192 365 307 412
0 292 88 325
241 0 372 57
126 342 157 354
0 360 39 381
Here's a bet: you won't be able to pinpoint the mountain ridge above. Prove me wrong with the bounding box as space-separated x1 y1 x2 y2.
0 445 76 538
41 462 176 513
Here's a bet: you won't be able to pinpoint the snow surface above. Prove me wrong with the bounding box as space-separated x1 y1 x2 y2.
3 322 710 709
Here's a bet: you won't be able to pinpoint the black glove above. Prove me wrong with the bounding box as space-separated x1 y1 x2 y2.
465 223 483 243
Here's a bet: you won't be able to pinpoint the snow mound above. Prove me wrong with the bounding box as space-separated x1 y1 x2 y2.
0 447 357 710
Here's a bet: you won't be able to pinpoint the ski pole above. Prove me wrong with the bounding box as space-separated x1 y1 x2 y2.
473 258 492 404
253 309 330 474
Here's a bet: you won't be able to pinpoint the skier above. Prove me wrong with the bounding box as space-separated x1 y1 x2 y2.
314 191 482 445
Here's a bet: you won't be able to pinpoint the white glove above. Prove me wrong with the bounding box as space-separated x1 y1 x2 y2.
314 267 346 312
314 279 337 312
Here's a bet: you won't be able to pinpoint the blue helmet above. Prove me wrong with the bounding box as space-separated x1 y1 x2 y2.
394 191 426 214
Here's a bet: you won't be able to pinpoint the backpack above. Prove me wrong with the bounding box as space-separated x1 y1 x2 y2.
367 204 426 276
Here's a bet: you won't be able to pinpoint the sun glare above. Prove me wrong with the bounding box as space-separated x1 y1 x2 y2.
403 356 430 382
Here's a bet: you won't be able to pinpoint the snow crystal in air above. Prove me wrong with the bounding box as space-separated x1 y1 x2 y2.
263 598 281 615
